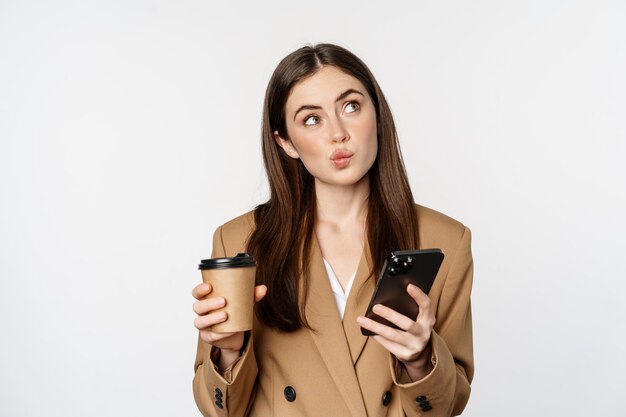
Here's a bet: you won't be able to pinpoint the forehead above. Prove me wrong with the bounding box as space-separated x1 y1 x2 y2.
285 66 367 109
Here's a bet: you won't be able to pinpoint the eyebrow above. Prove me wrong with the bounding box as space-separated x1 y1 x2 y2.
293 88 364 121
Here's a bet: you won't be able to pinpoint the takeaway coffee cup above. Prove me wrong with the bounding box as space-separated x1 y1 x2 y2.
198 253 256 333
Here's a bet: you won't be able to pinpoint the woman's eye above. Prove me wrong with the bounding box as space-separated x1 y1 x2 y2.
304 115 319 126
345 101 360 113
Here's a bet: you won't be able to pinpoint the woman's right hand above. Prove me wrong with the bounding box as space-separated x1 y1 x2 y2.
192 282 267 357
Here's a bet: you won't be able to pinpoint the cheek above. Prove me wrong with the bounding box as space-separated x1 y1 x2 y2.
358 114 378 154
291 135 326 161
366 139 378 168
296 139 320 156
358 106 378 138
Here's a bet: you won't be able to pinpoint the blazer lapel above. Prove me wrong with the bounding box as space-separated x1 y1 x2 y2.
342 238 375 365
305 234 367 417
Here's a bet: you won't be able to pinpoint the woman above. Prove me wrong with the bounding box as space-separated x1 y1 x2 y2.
192 43 474 417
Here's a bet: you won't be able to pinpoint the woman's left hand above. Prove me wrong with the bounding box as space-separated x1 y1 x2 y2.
357 283 435 381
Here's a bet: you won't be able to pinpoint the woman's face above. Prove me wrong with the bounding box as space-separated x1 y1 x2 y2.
274 65 378 188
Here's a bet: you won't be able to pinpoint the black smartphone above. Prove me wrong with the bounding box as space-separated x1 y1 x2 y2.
361 249 444 336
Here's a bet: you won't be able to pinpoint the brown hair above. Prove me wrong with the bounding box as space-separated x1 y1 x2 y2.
247 43 419 332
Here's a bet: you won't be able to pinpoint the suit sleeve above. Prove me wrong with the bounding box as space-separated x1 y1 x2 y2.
192 226 259 417
389 226 474 417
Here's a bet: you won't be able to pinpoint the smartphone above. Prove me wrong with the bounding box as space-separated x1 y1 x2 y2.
361 249 444 336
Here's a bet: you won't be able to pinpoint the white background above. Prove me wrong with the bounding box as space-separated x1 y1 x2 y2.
1 1 625 416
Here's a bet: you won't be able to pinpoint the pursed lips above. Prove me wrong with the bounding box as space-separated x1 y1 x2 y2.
330 149 354 168
330 149 353 160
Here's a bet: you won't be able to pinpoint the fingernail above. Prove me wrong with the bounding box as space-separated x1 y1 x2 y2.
356 316 365 324
373 304 382 313
217 298 225 306
408 284 417 292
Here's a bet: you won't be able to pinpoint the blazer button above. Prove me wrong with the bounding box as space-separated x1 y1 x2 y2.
284 386 297 402
416 395 427 402
381 390 392 406
215 399 224 409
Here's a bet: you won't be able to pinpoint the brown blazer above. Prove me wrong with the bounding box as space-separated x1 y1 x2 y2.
193 204 474 417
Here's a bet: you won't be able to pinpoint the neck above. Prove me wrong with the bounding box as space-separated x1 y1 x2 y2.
314 175 370 228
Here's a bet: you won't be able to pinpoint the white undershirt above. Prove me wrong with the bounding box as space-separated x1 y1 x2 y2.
322 258 357 320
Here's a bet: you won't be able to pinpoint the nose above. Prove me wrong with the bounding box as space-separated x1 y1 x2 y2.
329 116 349 143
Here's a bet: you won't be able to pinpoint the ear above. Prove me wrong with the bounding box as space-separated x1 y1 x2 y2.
273 130 300 159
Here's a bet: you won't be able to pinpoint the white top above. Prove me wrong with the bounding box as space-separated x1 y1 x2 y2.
322 258 357 320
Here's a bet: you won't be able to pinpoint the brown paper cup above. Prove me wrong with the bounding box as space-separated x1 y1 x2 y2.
199 254 256 333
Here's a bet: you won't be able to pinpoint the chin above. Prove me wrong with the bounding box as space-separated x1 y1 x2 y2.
316 171 370 188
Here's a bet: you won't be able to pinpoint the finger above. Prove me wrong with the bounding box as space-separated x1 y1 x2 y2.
407 284 433 320
192 283 212 300
356 315 404 344
199 329 237 344
192 296 226 315
254 285 268 303
371 334 413 360
371 303 415 332
372 334 430 363
194 310 228 330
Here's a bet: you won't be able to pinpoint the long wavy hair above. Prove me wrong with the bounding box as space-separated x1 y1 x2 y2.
247 43 419 332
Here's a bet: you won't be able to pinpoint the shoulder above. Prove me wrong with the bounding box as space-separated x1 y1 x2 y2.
414 203 470 250
214 209 256 256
